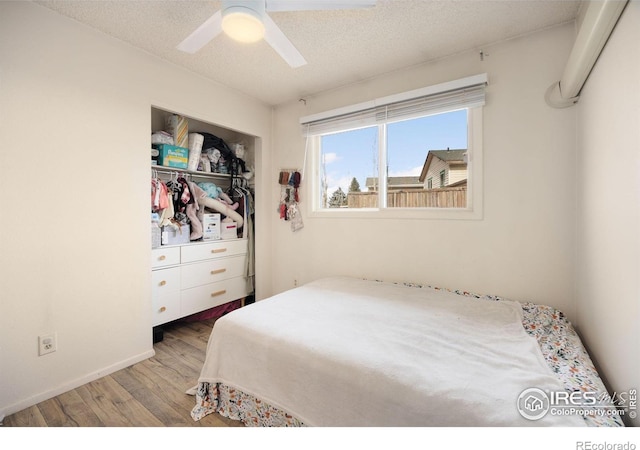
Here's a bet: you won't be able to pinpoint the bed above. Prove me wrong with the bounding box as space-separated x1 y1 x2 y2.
188 276 624 427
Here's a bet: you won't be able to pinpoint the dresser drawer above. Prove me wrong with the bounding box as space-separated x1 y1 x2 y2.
151 267 181 326
181 254 247 290
151 246 180 268
180 276 249 318
151 267 180 296
152 289 181 326
181 239 248 263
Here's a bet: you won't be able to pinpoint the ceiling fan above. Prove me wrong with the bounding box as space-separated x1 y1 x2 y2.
177 0 377 68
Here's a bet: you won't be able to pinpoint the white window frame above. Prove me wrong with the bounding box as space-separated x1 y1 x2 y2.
302 75 486 220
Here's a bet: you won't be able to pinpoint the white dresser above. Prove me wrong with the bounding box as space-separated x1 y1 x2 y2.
151 238 250 326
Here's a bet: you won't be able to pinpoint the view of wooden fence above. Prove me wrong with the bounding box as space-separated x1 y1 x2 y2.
347 187 467 208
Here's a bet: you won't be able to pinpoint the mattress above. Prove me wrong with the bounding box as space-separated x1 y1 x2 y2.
189 277 624 427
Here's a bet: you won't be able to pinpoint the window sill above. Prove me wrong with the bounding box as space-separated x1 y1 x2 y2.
307 206 483 221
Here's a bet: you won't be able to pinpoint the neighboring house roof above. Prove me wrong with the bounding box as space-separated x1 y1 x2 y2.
419 149 467 182
448 179 468 188
365 176 422 190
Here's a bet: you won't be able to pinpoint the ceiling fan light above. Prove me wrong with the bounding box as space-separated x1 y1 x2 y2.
222 7 265 43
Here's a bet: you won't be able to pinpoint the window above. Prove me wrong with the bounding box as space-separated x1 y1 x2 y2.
320 126 378 208
302 74 486 219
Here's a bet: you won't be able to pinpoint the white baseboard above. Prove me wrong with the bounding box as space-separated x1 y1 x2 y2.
0 349 155 421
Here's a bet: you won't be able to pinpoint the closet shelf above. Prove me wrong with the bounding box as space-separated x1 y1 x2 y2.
151 164 231 180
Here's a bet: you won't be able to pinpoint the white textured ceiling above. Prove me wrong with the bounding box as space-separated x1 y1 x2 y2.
35 0 582 106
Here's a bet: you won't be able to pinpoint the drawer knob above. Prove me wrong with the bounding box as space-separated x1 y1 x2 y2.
211 290 227 297
210 268 227 275
159 280 167 286
159 306 166 312
158 255 166 261
211 248 227 254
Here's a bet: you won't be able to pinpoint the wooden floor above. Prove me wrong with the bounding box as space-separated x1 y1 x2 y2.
1 318 241 427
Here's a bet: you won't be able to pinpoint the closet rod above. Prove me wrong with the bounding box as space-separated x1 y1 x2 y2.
151 165 232 180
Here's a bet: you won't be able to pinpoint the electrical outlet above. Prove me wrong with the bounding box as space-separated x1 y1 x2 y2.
38 333 57 356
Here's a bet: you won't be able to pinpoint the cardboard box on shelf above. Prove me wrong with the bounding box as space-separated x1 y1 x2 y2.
203 213 221 240
221 220 238 240
153 144 189 169
165 114 189 148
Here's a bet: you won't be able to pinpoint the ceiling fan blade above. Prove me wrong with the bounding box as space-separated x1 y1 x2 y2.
177 10 223 53
263 13 307 68
266 0 376 12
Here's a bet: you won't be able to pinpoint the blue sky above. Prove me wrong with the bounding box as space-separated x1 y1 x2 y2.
321 109 468 196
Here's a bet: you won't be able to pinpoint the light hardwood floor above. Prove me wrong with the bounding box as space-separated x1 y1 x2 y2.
2 318 241 427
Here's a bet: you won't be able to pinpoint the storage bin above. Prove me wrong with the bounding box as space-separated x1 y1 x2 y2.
151 225 161 248
161 224 191 245
221 220 238 240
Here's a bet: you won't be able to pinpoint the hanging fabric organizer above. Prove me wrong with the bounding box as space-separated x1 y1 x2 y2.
278 169 303 232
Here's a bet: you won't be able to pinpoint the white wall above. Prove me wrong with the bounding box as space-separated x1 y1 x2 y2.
272 24 578 317
0 2 272 418
575 1 639 427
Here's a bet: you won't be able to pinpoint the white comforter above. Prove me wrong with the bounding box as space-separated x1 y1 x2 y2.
196 277 585 426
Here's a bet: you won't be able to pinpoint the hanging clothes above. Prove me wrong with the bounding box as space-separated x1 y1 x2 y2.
151 178 169 212
165 176 194 226
151 177 176 229
243 188 255 292
228 177 255 292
